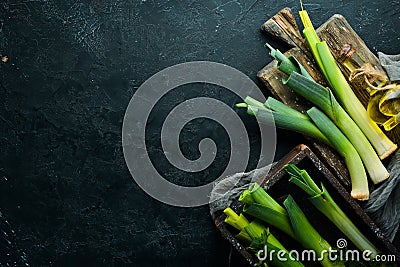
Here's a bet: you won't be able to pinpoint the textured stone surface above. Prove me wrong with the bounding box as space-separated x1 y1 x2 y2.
0 0 399 266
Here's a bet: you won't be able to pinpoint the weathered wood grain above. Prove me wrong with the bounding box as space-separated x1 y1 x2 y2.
260 7 308 52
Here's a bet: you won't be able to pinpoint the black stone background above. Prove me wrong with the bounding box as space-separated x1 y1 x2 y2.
0 0 400 266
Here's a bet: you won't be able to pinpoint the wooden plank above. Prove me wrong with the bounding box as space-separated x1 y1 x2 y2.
318 14 384 106
260 7 308 52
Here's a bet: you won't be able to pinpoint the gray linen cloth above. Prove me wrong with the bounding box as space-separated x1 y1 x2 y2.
209 164 273 219
378 52 400 81
364 150 400 241
364 53 400 241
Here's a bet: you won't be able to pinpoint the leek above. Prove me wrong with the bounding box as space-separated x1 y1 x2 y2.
240 183 296 239
253 105 330 145
224 207 283 248
266 43 314 81
236 97 331 145
285 164 379 258
248 183 287 214
243 203 296 240
223 208 304 267
239 183 346 267
299 8 397 159
284 72 389 184
299 10 327 78
224 207 250 232
241 185 341 266
283 195 337 267
307 107 369 200
239 189 255 204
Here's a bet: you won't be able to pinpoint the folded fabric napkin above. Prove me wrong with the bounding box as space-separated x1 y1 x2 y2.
364 150 400 241
378 52 400 81
209 164 273 219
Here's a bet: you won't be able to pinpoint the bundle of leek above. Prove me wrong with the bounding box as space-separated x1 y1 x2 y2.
237 97 369 199
267 44 389 185
239 183 342 267
285 164 379 258
298 6 397 159
223 207 304 267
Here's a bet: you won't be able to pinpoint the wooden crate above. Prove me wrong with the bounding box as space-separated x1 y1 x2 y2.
215 144 399 266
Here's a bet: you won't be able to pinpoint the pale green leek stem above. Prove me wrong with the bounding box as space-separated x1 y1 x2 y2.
243 203 296 240
245 104 331 145
284 195 340 267
248 183 286 214
239 189 255 204
307 107 369 200
316 42 397 159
